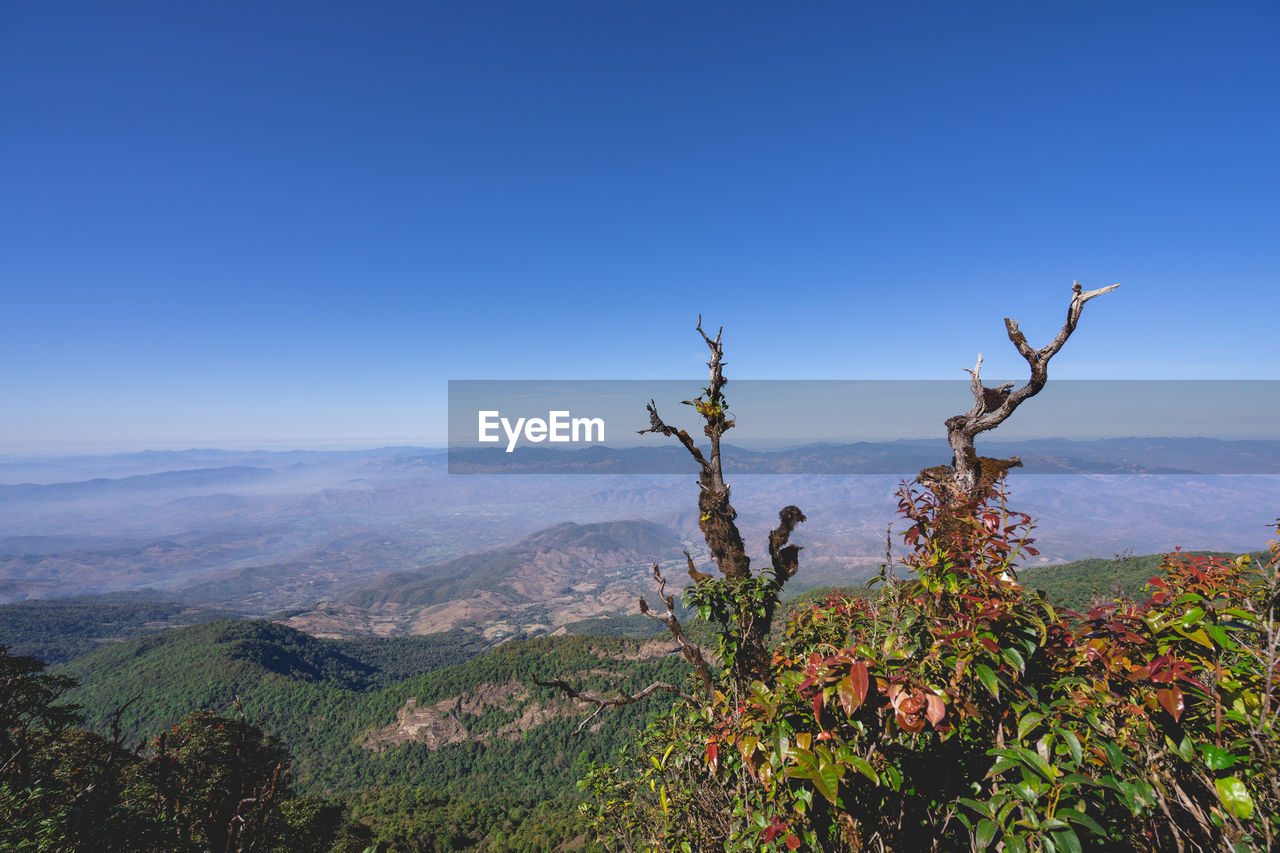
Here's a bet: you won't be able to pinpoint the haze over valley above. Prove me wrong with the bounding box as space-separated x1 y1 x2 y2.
3 442 1277 643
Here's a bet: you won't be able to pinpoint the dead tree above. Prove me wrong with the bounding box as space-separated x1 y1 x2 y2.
638 317 806 687
919 281 1119 505
536 318 806 715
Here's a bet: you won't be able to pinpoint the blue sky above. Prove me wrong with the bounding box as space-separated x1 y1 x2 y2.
2 2 1276 452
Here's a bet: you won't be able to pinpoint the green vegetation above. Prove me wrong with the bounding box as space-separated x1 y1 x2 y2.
10 618 688 850
12 312 1280 850
583 478 1280 851
54 621 682 796
0 595 232 663
1019 550 1272 611
577 313 1280 851
347 786 602 852
0 647 369 851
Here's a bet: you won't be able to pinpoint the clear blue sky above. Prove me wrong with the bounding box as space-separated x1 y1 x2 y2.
2 2 1276 452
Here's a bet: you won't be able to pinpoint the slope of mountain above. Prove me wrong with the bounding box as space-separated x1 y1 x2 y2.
55 619 689 800
321 520 689 637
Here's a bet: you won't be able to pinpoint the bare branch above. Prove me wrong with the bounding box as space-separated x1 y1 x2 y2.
533 676 695 734
637 401 708 466
930 281 1119 500
640 562 715 696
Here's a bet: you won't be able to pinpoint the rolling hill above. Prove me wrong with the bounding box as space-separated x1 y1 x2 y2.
55 618 692 799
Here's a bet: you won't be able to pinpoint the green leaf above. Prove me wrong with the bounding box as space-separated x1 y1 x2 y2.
1051 828 1083 853
976 818 998 849
1001 646 1026 673
1204 623 1235 649
1014 746 1057 782
882 764 902 791
985 757 1019 778
1103 740 1124 772
847 755 878 783
957 798 994 818
1056 807 1105 837
1214 776 1255 820
1178 606 1205 627
1017 713 1044 742
975 663 1000 698
1060 730 1083 767
812 759 841 804
1199 744 1237 770
1175 626 1214 649
1165 734 1194 763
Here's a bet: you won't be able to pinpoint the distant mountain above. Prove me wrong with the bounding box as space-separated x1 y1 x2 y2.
2 443 1276 607
0 466 281 501
447 437 1280 475
0 526 302 603
326 520 688 637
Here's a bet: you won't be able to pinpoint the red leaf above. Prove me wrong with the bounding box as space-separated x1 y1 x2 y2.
850 661 870 706
925 693 946 726
786 834 802 850
837 675 856 715
705 739 718 771
1157 686 1185 721
896 708 927 733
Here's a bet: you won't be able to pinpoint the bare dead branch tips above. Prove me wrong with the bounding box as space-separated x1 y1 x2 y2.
533 677 695 733
977 281 1119 435
934 281 1119 499
768 505 807 580
695 314 727 404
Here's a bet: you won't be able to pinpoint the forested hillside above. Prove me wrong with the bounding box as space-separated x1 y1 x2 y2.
55 621 686 797
0 594 232 663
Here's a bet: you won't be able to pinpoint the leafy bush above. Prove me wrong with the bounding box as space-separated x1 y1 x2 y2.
581 479 1280 851
581 303 1277 852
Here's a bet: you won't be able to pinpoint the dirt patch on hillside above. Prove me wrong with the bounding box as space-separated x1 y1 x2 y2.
362 680 586 751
